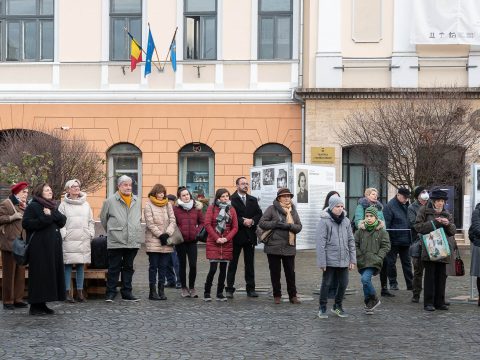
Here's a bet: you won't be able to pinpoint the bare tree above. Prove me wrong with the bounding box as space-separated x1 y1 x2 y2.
337 91 480 190
0 129 106 198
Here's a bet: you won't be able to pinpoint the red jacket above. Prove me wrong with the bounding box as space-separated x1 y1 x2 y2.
205 204 238 260
173 201 204 243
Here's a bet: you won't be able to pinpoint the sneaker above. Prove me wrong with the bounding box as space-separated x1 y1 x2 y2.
204 293 212 302
247 291 259 298
181 288 191 298
318 307 328 319
331 305 348 318
216 294 228 302
121 294 140 302
369 297 381 311
390 284 399 291
424 305 435 311
364 308 374 315
381 290 395 297
175 283 182 289
411 295 420 303
105 293 116 303
225 291 234 299
189 288 199 298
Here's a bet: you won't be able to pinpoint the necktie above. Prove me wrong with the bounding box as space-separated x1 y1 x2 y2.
242 196 246 205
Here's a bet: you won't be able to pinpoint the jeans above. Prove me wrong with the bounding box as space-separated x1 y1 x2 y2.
64 264 85 290
359 267 377 300
267 254 296 299
148 252 170 285
423 261 447 307
319 267 349 308
226 242 256 293
386 245 413 289
176 242 198 289
204 262 227 295
106 248 138 297
165 249 180 285
412 256 424 297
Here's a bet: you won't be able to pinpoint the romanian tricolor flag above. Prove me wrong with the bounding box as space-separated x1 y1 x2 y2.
130 38 142 71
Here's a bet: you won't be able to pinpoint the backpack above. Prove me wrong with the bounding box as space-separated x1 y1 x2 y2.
90 235 108 269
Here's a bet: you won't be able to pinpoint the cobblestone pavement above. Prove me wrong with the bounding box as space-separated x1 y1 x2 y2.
1 246 479 359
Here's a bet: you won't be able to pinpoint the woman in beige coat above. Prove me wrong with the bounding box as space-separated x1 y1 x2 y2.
144 184 176 300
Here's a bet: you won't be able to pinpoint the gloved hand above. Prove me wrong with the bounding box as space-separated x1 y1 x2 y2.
159 233 169 246
9 212 23 222
276 222 291 230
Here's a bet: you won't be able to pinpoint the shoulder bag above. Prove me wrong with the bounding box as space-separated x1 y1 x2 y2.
167 226 184 246
13 232 34 266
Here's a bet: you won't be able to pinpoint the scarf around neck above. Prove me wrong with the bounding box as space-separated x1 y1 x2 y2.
279 202 295 246
365 220 379 232
177 198 194 211
149 196 168 207
327 209 345 225
34 195 57 210
215 200 231 234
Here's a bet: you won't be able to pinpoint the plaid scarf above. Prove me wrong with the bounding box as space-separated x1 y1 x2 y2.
215 200 231 234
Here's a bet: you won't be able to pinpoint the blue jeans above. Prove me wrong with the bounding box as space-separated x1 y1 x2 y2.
360 267 377 300
165 249 180 285
319 267 348 308
148 253 170 285
64 264 85 290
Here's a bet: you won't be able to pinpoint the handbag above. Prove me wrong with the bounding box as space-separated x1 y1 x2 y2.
12 232 34 266
167 227 184 246
256 227 274 245
454 248 465 276
195 226 208 243
421 221 451 261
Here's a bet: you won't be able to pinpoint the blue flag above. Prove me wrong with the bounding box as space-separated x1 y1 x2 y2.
145 29 155 77
170 39 177 72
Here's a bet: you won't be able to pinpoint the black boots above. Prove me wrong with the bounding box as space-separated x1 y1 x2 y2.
158 283 167 300
149 284 161 300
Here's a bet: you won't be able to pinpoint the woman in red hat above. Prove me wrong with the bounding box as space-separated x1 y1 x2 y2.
0 181 29 310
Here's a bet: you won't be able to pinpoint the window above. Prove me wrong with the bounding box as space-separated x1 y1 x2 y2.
110 0 142 61
258 0 292 60
179 143 215 199
0 0 54 61
342 146 387 217
184 0 216 60
254 143 292 166
107 143 142 197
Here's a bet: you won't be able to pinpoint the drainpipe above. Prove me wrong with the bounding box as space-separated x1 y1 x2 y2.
292 0 305 163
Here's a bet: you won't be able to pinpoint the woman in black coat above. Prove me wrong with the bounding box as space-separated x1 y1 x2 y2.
22 183 67 315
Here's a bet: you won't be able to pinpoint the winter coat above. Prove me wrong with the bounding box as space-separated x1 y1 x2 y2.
258 201 302 257
414 201 457 265
100 192 142 249
0 195 25 252
408 201 423 243
354 197 385 229
355 220 391 271
384 197 411 246
205 204 238 260
22 198 67 304
173 201 204 243
468 203 480 247
144 200 176 253
316 210 356 268
58 192 94 264
230 192 263 246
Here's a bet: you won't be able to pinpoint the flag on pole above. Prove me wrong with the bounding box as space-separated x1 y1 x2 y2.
145 28 155 77
126 30 142 72
170 38 177 72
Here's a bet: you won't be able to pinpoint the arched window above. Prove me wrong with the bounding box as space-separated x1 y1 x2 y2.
107 143 142 197
254 143 292 166
179 143 215 199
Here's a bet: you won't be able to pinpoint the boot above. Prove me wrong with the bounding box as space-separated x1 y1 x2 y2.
158 283 167 300
76 289 86 303
65 290 75 303
149 284 161 300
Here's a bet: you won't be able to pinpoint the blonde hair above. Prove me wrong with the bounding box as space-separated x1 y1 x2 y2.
364 187 379 197
64 179 81 191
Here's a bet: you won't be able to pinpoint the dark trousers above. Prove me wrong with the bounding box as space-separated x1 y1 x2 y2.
165 249 180 285
204 262 227 295
1 250 25 304
267 254 296 299
176 242 198 289
380 257 389 289
387 245 413 289
423 261 447 307
226 242 255 293
319 267 349 308
106 248 138 296
412 256 424 297
148 252 170 285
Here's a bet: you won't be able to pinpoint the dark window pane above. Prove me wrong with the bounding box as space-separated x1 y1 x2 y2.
259 17 273 59
111 18 127 60
202 16 215 59
7 21 20 60
129 17 141 42
349 165 364 197
40 0 53 15
24 20 37 60
111 0 141 13
276 16 291 59
40 20 53 59
6 0 36 15
185 0 215 12
114 155 138 171
260 0 291 12
0 1 4 15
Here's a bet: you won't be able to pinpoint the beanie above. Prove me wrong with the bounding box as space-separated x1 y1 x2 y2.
365 206 378 219
328 195 345 211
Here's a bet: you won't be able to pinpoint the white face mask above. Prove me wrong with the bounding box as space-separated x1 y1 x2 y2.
420 192 429 201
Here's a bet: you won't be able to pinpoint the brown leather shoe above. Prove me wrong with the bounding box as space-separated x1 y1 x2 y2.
76 289 86 302
274 297 281 304
65 290 75 303
289 296 301 304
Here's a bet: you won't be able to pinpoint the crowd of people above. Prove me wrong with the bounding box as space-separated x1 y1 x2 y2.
0 177 479 317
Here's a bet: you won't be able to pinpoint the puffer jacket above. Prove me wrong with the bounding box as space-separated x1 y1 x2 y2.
144 200 176 253
468 203 480 247
414 201 457 264
316 210 356 268
173 200 204 243
258 201 302 257
100 192 142 249
354 197 385 229
0 195 25 252
205 204 238 260
58 192 94 264
355 220 391 271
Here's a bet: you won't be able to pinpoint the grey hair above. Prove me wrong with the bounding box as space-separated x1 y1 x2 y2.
64 179 81 191
117 175 133 186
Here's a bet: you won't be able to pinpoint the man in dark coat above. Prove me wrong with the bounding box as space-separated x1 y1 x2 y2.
225 177 263 298
384 187 413 291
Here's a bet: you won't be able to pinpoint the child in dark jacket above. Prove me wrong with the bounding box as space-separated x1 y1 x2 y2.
355 206 391 314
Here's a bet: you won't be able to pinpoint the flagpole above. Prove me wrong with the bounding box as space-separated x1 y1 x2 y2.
161 27 178 71
147 22 163 72
124 27 161 71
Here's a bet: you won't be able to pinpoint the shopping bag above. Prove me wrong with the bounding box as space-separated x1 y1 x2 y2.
422 221 451 261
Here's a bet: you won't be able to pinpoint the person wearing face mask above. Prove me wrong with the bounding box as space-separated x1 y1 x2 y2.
408 186 430 303
259 188 303 305
414 188 457 311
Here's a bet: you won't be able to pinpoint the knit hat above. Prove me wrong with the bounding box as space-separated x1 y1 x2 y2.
430 188 448 200
11 181 28 195
328 195 345 210
365 206 378 219
167 194 177 202
276 188 294 199
413 186 426 199
398 187 411 197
